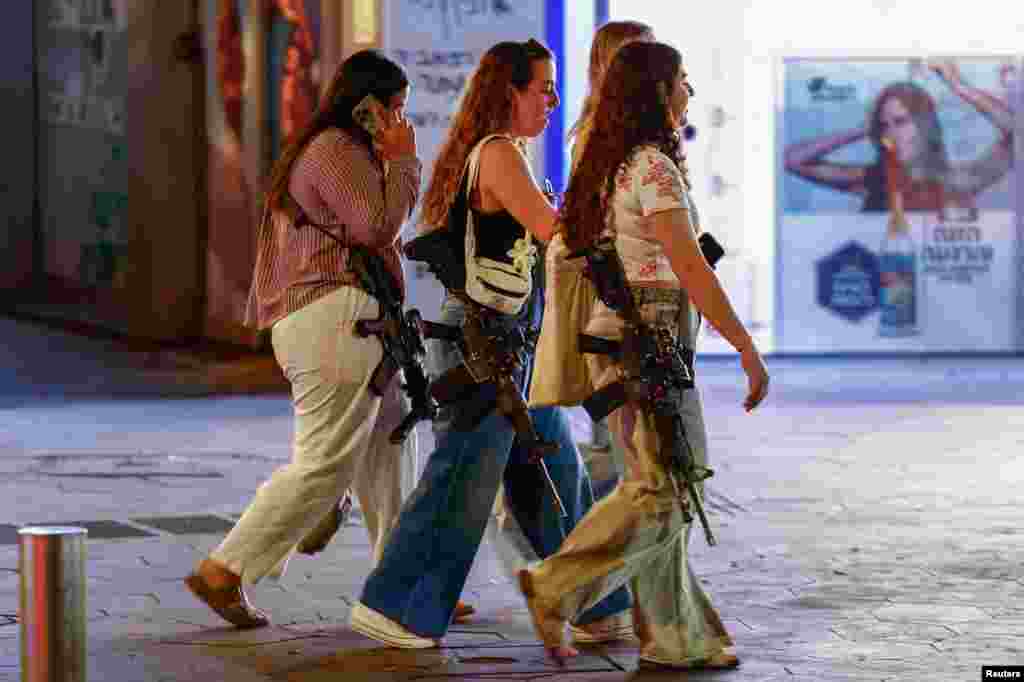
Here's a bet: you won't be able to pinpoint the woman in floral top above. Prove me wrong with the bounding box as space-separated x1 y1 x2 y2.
523 41 769 670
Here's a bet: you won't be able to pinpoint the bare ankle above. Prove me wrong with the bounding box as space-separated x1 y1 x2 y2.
198 558 239 587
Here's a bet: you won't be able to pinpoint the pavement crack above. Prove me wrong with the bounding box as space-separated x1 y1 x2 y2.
37 471 224 480
411 674 561 681
456 656 518 664
446 629 506 640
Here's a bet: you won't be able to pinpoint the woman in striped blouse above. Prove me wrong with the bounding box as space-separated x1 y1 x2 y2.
184 50 421 628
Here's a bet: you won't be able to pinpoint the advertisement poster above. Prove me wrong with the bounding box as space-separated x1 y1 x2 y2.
383 0 545 323
778 57 1021 353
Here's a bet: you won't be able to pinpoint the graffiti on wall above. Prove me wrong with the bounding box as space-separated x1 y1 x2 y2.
79 142 129 288
36 0 130 292
43 0 125 137
404 0 515 40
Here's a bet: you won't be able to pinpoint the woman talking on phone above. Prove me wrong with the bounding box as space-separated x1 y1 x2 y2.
183 50 421 628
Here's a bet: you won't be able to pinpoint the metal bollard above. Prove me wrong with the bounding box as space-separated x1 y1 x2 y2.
19 526 88 682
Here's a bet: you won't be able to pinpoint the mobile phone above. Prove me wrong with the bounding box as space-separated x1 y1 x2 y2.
352 94 386 137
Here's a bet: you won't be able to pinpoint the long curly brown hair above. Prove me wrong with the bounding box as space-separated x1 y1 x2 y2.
561 41 685 253
419 39 553 231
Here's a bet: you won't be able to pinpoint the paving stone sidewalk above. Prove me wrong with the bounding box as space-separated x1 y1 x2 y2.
1 316 1022 680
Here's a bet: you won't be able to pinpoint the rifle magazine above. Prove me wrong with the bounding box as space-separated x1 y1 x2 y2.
582 381 628 422
368 353 399 397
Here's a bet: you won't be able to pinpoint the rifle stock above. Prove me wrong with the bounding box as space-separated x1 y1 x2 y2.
391 400 428 444
367 351 400 398
402 229 465 293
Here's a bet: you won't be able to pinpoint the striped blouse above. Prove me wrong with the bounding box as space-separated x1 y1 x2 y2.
245 127 421 330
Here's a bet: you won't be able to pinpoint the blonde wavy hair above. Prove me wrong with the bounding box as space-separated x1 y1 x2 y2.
419 39 553 231
568 20 653 158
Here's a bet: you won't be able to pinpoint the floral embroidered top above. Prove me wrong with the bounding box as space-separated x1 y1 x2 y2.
607 145 700 286
527 145 700 408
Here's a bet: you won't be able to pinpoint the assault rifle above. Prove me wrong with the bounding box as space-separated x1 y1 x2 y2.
568 236 719 545
288 196 437 444
404 232 568 518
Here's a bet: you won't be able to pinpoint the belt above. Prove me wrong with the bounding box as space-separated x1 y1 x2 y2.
631 287 687 307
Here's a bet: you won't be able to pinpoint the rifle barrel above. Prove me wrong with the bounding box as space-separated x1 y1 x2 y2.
537 458 568 518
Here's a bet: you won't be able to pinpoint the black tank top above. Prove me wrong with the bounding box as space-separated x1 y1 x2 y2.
442 172 543 327
469 206 527 265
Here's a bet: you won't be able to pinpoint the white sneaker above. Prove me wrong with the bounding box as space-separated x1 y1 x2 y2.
350 602 438 649
569 611 636 644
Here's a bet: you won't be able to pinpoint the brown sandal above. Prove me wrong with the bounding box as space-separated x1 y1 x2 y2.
184 573 269 629
517 570 577 666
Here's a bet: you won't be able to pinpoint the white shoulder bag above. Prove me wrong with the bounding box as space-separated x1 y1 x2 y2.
461 134 538 316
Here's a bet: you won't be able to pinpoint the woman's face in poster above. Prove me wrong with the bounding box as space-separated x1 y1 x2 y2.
878 96 921 164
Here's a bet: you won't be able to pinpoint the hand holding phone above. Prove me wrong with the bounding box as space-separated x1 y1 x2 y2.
354 94 416 161
375 112 417 162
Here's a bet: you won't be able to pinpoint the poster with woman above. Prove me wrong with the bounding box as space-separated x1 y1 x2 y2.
777 57 1022 353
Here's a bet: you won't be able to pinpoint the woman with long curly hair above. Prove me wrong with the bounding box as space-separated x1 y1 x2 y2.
784 61 1014 213
521 41 769 669
352 38 631 648
568 19 654 460
568 20 654 167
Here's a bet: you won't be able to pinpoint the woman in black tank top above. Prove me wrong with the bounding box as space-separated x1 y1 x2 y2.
354 38 632 648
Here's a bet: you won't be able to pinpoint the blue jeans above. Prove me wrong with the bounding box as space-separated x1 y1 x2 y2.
359 297 630 637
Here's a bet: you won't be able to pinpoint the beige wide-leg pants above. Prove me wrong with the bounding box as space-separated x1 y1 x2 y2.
210 286 415 583
524 293 733 665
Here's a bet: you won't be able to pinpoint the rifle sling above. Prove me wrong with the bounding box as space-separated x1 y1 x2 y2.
289 195 416 415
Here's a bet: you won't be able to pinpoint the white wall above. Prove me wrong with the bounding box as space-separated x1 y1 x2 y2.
610 0 1024 352
562 1 596 178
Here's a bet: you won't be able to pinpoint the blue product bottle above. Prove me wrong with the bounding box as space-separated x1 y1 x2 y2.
878 137 919 338
878 228 918 337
